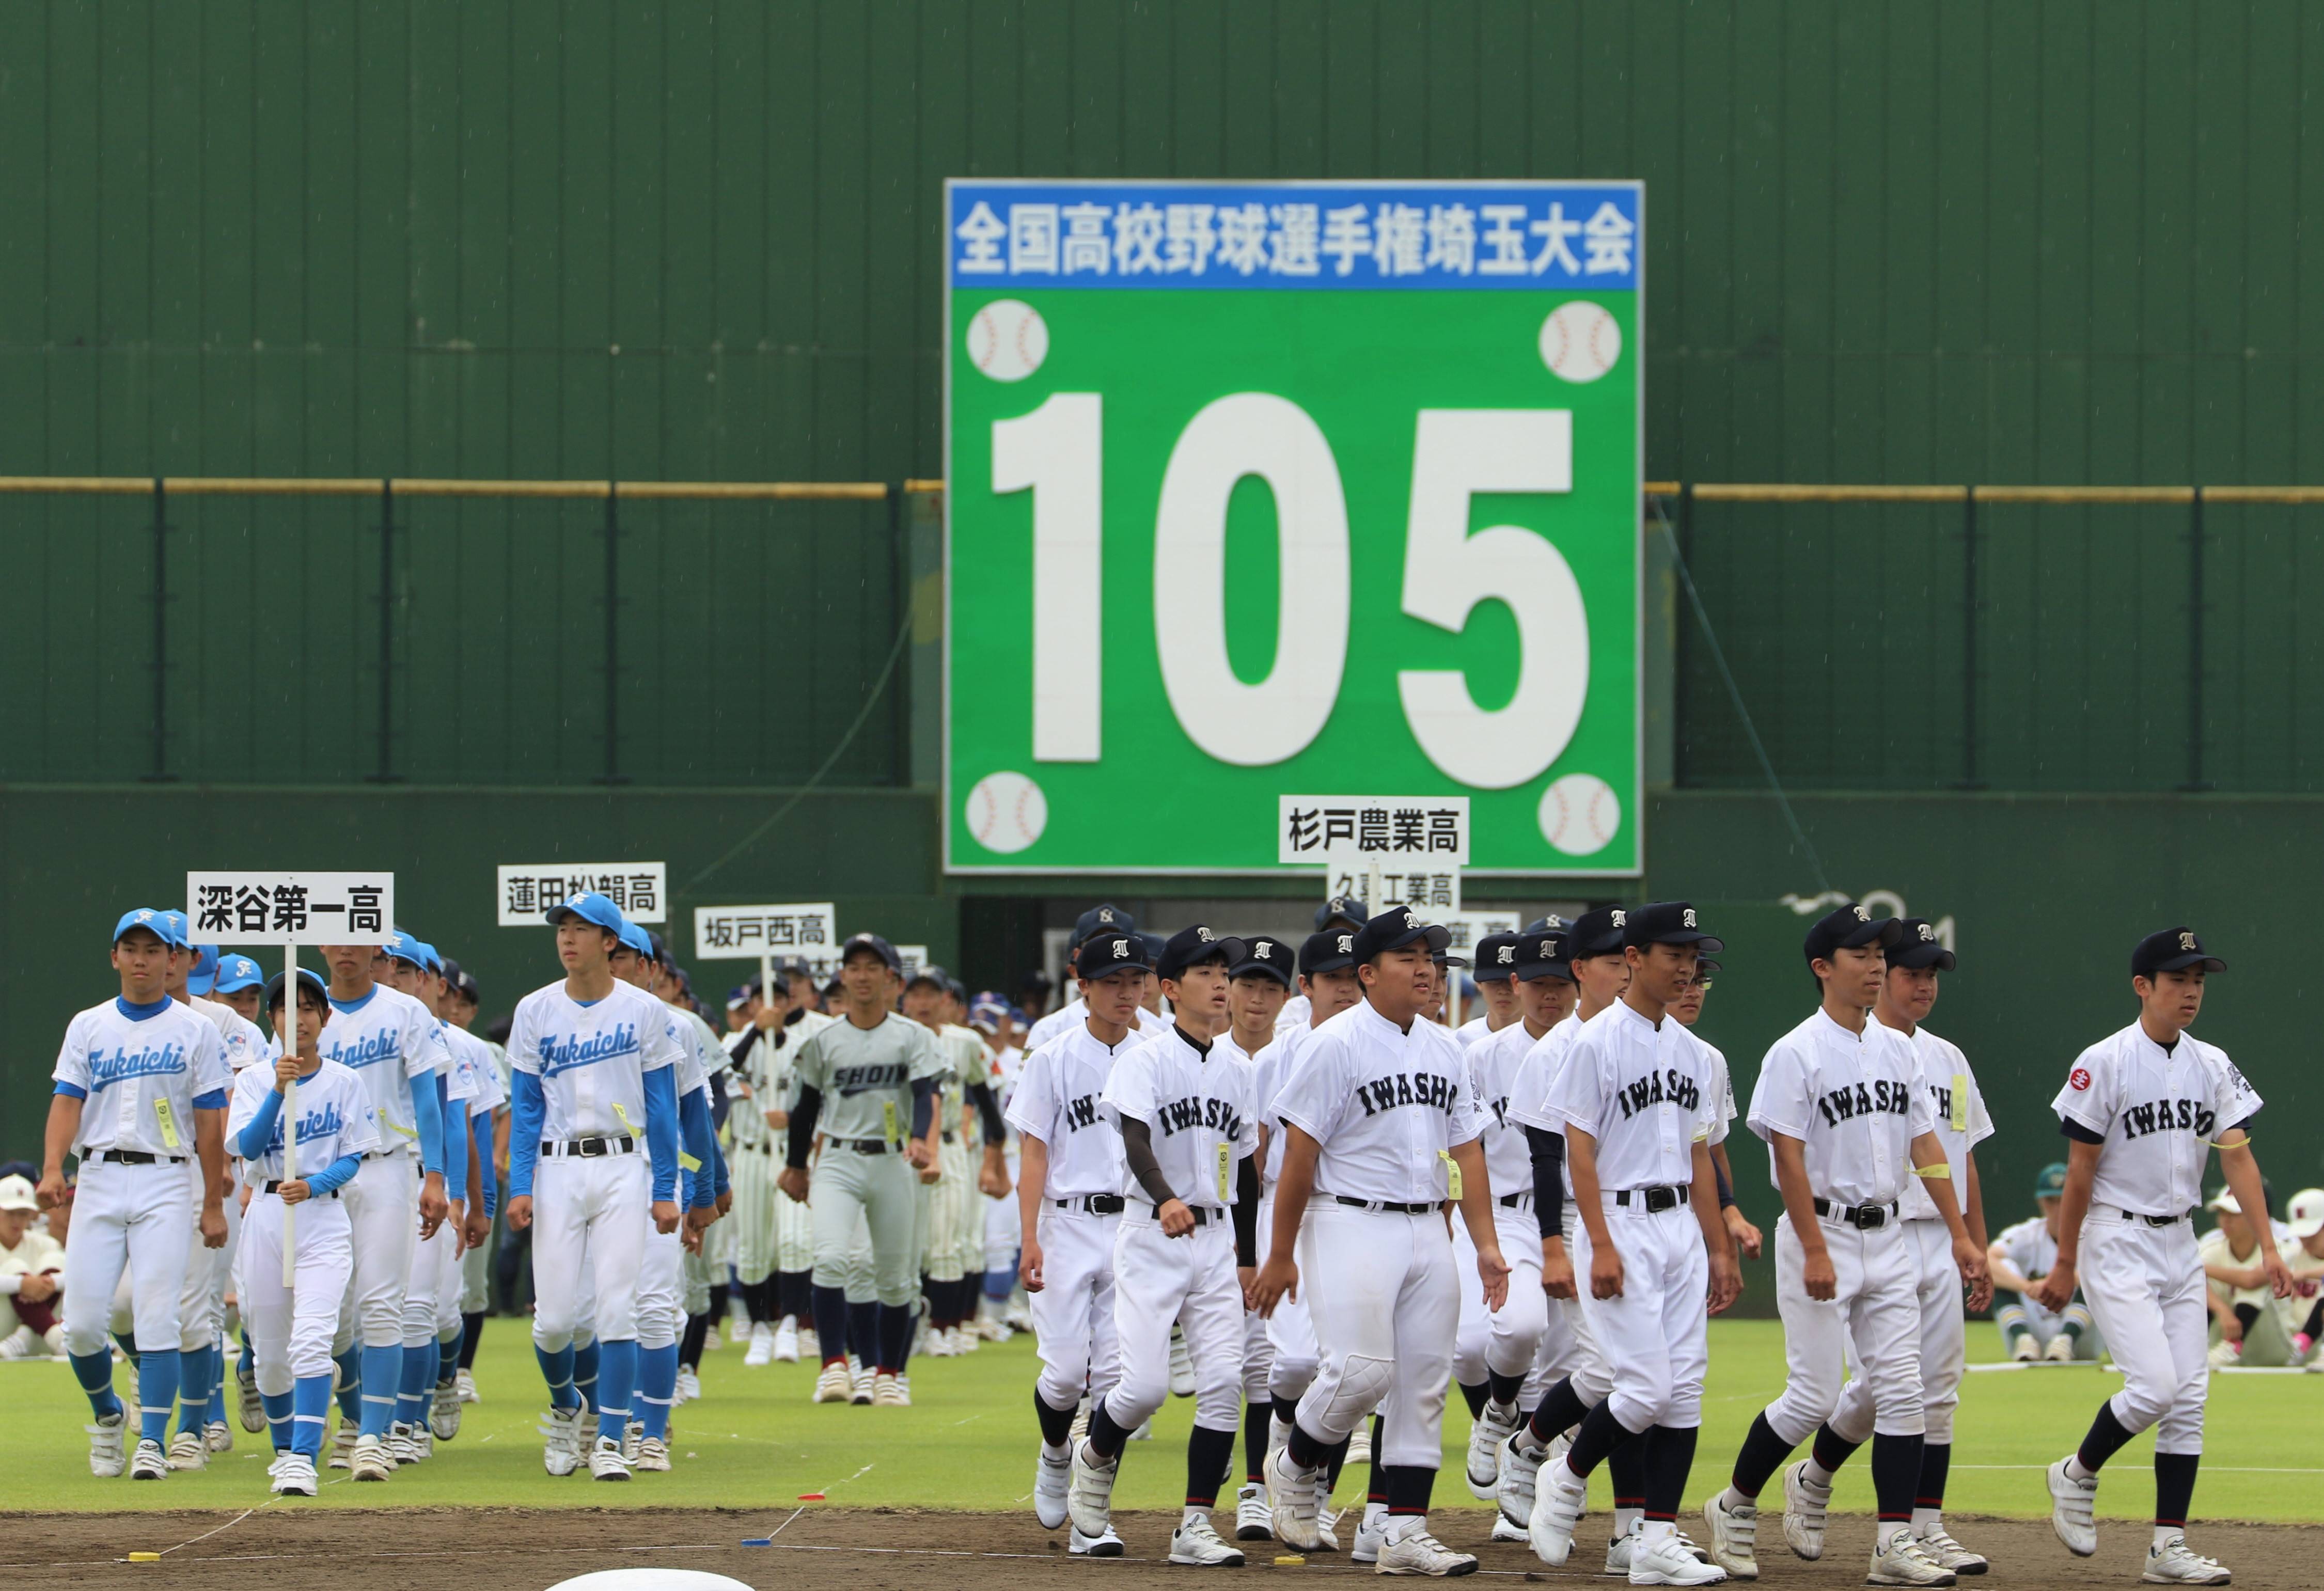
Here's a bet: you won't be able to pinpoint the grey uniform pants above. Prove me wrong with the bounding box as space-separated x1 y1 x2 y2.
810 1145 920 1308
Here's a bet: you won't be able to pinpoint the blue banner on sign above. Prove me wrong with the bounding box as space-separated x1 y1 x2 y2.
946 180 1639 291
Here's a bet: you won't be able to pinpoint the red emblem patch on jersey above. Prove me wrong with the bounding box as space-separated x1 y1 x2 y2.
2068 1067 2092 1092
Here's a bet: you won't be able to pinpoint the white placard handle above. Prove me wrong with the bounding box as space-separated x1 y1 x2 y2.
281 943 299 1287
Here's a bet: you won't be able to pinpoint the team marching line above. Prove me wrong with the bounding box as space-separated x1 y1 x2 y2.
28 894 2318 1589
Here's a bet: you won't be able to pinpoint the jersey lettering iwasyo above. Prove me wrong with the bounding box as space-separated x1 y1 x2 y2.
1007 1022 1142 1198
507 979 682 1141
53 997 232 1157
2051 1022 2262 1217
1747 1009 1936 1206
1268 1000 1483 1205
1892 1023 1992 1222
1465 1018 1551 1198
1099 1026 1255 1210
789 1012 946 1143
227 1060 381 1181
444 1025 507 1114
1542 1000 1716 1190
318 983 451 1153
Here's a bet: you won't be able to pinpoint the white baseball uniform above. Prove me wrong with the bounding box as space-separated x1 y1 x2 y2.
1506 1008 1615 1404
319 984 451 1352
637 1010 715 1357
178 997 269 1360
1452 1018 1562 1395
1252 1021 1324 1399
1025 996 1167 1053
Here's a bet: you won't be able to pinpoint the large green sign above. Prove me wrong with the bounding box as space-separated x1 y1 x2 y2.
944 180 1641 876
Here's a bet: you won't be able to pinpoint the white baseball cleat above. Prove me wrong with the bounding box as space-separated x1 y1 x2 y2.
352 1432 395 1481
1916 1526 1987 1576
1700 1490 1760 1580
206 1419 232 1453
86 1411 128 1478
773 1320 800 1362
1267 1445 1324 1550
1316 1504 1343 1554
1235 1481 1274 1540
1034 1446 1072 1530
455 1367 480 1403
872 1372 910 1407
269 1452 320 1497
851 1365 874 1405
2142 1536 2231 1585
812 1362 853 1403
1779 1461 1830 1560
1489 1515 1528 1544
1629 1530 1730 1586
588 1434 632 1480
2044 1333 2076 1363
1527 1460 1587 1566
1169 1324 1196 1397
1170 1512 1248 1567
540 1406 586 1476
431 1379 462 1439
1352 1507 1387 1565
327 1425 356 1471
167 1430 208 1471
623 1419 644 1462
1066 1440 1118 1539
1496 1432 1543 1528
1068 1523 1125 1557
129 1438 170 1480
1466 1405 1516 1500
743 1323 776 1367
1348 1422 1373 1467
1867 1526 1956 1586
675 1367 701 1404
388 1421 426 1465
1607 1532 1634 1575
2046 1457 2098 1556
1374 1525 1479 1577
633 1435 672 1472
238 1365 266 1431
2011 1335 2039 1362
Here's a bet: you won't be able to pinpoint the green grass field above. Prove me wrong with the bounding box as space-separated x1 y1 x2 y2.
5 1319 2317 1519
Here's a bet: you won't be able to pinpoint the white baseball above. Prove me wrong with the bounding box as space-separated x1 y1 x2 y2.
964 770 1048 855
1538 773 1622 857
964 299 1048 383
1538 301 1622 383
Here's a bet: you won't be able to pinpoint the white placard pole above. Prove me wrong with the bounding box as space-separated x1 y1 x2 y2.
1447 869 1464 1029
281 941 299 1286
760 951 776 1015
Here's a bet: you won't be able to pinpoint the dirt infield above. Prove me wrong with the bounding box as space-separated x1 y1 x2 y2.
10 1507 2319 1591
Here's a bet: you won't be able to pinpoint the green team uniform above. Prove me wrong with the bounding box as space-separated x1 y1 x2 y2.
793 1012 947 1308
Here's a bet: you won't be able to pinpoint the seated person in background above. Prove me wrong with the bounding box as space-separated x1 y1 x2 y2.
0 1173 67 1357
2279 1189 2324 1367
1987 1162 2103 1362
2202 1185 2306 1367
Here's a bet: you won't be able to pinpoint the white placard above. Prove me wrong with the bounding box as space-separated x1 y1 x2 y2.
186 873 396 947
1438 910 1521 961
693 902 838 961
892 944 931 978
496 862 667 926
1279 795 1470 867
1327 866 1462 913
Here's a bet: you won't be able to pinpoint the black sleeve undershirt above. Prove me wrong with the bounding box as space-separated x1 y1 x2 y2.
1524 1125 1567 1237
786 1085 822 1168
2058 1117 2105 1145
1233 1153 1260 1265
1714 1153 1735 1210
967 1080 1006 1142
1117 1116 1177 1208
910 1075 936 1139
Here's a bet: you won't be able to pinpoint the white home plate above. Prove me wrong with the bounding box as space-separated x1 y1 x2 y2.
964 298 1049 382
547 1573 755 1591
964 770 1048 854
1538 772 1621 857
1538 301 1621 383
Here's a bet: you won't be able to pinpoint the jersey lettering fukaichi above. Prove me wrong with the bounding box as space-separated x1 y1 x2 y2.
1099 1027 1256 1210
53 997 232 1157
227 1060 381 1182
1008 1022 1142 1198
318 983 451 1153
1268 1001 1483 1205
1464 1018 1547 1199
1894 1025 1991 1222
1542 1000 1717 1190
506 979 682 1142
2051 1022 2263 1217
1747 1008 1936 1206
789 1012 947 1143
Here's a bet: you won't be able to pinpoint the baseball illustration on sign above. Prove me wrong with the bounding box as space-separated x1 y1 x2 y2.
945 179 1642 875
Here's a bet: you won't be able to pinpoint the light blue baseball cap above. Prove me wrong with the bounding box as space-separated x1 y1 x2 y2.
546 892 627 934
384 930 441 975
212 953 264 995
413 940 443 975
112 907 181 947
616 921 653 958
158 909 194 950
186 945 222 995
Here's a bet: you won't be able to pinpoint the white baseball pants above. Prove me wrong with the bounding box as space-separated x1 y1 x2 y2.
1262 1190 1323 1399
1028 1203 1121 1412
241 1192 354 1392
1573 1196 1710 1431
1828 1217 1965 1446
339 1153 417 1349
1453 1202 1553 1394
403 1215 458 1348
531 1152 649 1349
638 1221 685 1351
1292 1200 1457 1470
176 1163 240 1351
63 1159 193 1357
1102 1207 1244 1431
1765 1210 1925 1446
1551 1203 1613 1401
2078 1210 2208 1453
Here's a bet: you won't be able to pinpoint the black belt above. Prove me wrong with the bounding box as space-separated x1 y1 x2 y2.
2121 1208 2189 1227
1136 1200 1218 1225
88 1149 185 1166
1814 1196 1899 1230
263 1180 339 1200
1614 1185 1690 1211
832 1137 892 1155
1498 1191 1534 1208
940 1130 957 1144
1335 1196 1437 1215
1055 1194 1125 1215
540 1135 635 1159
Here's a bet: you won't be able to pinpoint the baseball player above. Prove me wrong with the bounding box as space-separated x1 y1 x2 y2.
2038 927 2289 1585
1670 963 1763 1266
1700 903 1988 1588
1217 936 1295 1537
1455 933 1522 1050
907 968 1007 1354
313 934 450 1479
1456 927 1578 1523
971 996 1030 1341
729 979 829 1366
1520 903 1739 1586
505 891 685 1480
230 968 380 1497
1987 1163 2102 1361
1065 925 1260 1567
438 961 506 1407
777 933 952 1406
2280 1188 2324 1363
211 953 277 1433
1025 905 1166 1050
1256 907 1511 1578
1274 897 1368 1038
2200 1187 2303 1366
41 908 231 1481
653 954 736 1397
1770 919 1996 1577
1013 931 1150 1554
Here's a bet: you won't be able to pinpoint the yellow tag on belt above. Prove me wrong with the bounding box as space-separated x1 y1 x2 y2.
613 1102 636 1136
383 1119 419 1139
1950 1073 1970 1133
1216 1142 1232 1203
1438 1148 1462 1201
153 1097 182 1151
883 1099 900 1146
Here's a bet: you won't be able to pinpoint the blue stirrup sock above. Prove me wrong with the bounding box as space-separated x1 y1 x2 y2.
357 1343 403 1437
637 1343 681 1441
263 1388 295 1452
593 1338 638 1446
536 1342 580 1410
71 1350 123 1419
136 1349 182 1446
291 1374 334 1457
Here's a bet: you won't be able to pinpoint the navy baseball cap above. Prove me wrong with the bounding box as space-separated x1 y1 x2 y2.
545 892 627 934
1621 901 1723 955
1695 957 1722 976
1564 905 1627 960
1513 927 1575 983
1315 894 1369 932
1472 932 1520 983
839 933 902 973
905 963 951 991
1076 928 1153 980
1803 902 1903 965
1521 915 1566 935
113 907 179 947
2131 926 2226 978
968 999 1006 1034
1157 925 1245 983
726 982 755 1011
1351 907 1451 963
211 953 264 995
264 966 328 1008
186 945 222 996
1229 935 1297 988
1298 929 1357 977
1889 919 1956 971
448 967 480 1002
1073 903 1138 944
